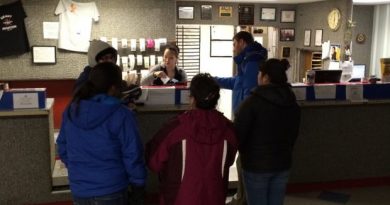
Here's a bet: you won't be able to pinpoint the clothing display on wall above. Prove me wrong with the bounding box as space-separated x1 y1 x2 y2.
0 0 30 57
55 0 99 52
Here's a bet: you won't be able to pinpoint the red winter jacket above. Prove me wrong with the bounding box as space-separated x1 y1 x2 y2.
146 109 238 205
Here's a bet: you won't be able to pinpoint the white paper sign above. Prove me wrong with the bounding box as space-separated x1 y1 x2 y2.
157 56 163 65
111 38 118 50
314 84 336 99
121 39 128 48
43 22 59 39
139 38 146 52
129 55 135 70
121 56 129 71
346 84 364 101
130 39 137 51
292 87 306 101
144 56 150 69
13 93 39 109
137 55 143 66
154 39 161 51
150 55 156 67
100 37 107 42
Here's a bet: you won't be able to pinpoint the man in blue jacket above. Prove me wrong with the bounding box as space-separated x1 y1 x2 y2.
214 31 267 205
214 31 268 113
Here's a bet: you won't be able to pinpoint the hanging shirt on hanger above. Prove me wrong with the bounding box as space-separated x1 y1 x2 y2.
0 0 30 57
55 0 99 52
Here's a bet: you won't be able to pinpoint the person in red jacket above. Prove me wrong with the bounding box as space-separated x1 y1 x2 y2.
146 73 238 205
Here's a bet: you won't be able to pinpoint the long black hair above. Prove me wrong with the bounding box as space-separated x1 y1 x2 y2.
190 73 220 110
70 62 122 116
259 58 290 85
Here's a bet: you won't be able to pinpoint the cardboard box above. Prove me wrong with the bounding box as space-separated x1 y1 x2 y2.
0 88 46 110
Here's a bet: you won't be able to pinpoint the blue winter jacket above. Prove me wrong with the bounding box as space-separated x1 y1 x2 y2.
214 42 267 112
57 94 146 198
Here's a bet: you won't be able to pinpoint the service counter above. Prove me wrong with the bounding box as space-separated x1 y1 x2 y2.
135 99 390 191
1 97 390 203
290 99 390 184
0 99 71 204
135 104 189 193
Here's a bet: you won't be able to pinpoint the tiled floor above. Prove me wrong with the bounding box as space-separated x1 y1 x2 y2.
226 185 390 205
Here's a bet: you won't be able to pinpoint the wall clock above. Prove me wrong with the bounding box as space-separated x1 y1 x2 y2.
356 33 366 44
328 8 341 31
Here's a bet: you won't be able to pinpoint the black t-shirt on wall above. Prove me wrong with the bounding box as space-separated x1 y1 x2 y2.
0 0 30 57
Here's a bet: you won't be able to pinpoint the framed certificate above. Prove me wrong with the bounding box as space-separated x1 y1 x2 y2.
282 47 291 58
178 6 194 20
32 46 56 64
315 29 323 47
260 7 276 21
281 10 295 23
280 28 295 41
304 29 311 46
238 4 254 25
219 6 233 17
201 5 212 20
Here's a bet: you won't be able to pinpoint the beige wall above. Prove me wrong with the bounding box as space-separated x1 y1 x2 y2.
0 0 175 80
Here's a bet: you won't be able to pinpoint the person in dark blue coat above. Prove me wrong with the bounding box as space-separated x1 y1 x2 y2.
57 62 146 205
74 39 118 92
215 31 267 205
214 31 268 113
235 59 300 205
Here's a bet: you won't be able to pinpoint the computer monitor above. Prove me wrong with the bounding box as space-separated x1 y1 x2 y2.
351 64 366 79
314 70 342 83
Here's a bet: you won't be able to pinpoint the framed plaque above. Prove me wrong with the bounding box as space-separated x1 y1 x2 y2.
32 46 56 64
304 29 311 46
178 6 194 20
201 5 212 20
315 29 323 46
260 7 276 21
238 5 254 25
282 47 291 58
281 10 295 23
219 6 232 17
280 28 295 41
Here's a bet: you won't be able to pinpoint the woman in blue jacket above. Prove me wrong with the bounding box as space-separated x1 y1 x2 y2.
57 62 146 204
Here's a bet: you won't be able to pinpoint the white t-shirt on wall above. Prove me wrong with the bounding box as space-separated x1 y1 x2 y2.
55 0 99 52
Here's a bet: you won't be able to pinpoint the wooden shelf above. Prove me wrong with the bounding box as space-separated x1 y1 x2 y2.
311 52 322 69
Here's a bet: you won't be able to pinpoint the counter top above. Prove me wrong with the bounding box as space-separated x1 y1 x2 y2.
298 99 390 107
0 98 54 117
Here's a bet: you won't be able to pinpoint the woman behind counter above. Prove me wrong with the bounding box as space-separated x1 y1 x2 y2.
141 44 187 86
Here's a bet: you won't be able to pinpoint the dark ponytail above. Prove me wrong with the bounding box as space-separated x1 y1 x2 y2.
69 62 122 117
190 73 220 110
259 58 290 85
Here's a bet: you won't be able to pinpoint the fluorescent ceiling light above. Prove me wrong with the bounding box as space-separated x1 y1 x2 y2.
353 0 390 4
180 0 326 3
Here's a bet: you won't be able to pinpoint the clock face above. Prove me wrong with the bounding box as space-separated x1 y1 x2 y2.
328 8 341 31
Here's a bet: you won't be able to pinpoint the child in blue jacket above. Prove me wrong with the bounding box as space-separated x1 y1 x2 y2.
57 62 146 204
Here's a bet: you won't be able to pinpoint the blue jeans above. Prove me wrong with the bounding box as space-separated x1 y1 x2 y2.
73 189 128 205
243 170 289 205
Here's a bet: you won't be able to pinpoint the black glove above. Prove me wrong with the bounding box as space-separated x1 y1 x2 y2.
128 185 145 205
121 83 142 105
